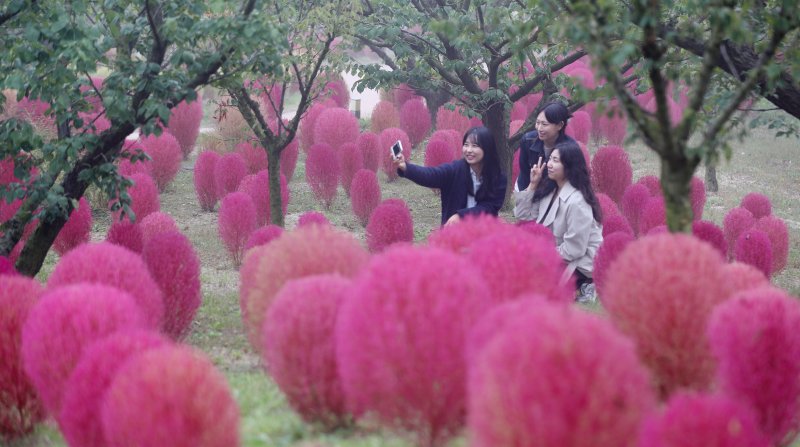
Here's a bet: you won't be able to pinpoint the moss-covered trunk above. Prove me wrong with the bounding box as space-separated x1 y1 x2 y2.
266 145 284 228
482 102 513 208
661 153 699 233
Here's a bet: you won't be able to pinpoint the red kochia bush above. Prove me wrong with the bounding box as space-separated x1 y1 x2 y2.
602 213 634 238
142 231 201 340
597 192 621 217
314 107 360 151
280 139 300 181
299 99 335 151
591 145 632 203
692 220 727 257
194 150 220 211
429 129 461 159
740 192 772 219
235 141 268 175
734 230 773 278
468 231 573 304
218 192 258 266
239 224 369 352
262 275 351 428
379 127 411 181
603 234 727 398
639 196 667 236
59 330 170 447
468 302 655 447
424 139 455 167
356 132 381 172
718 262 770 300
53 197 92 256
350 169 381 227
138 211 179 245
140 132 182 192
690 176 706 220
596 106 628 146
638 392 769 447
369 100 400 134
306 143 340 208
708 287 800 446
47 242 164 329
723 207 756 259
399 98 431 147
237 172 269 226
427 214 511 253
435 104 471 135
324 77 350 108
339 142 363 195
112 173 160 222
21 284 146 415
297 211 330 228
593 231 634 299
101 345 240 447
244 225 284 251
753 215 789 274
166 97 203 159
0 256 16 276
214 152 248 199
365 199 414 253
337 246 492 447
106 220 144 253
0 276 44 439
566 110 592 144
638 174 662 197
391 83 417 107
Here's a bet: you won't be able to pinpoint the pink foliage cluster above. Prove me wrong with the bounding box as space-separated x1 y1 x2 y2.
734 230 773 278
214 152 248 199
391 84 418 107
280 139 300 181
339 142 363 195
299 99 335 151
112 173 160 222
566 110 592 144
639 196 667 236
193 150 220 211
603 214 634 238
754 215 789 274
597 193 620 218
591 145 632 203
166 96 203 159
741 192 772 219
0 256 16 276
365 199 414 253
370 100 400 134
106 221 144 253
435 104 471 135
314 107 360 151
429 129 462 160
244 225 284 251
379 128 411 181
428 214 511 253
596 105 628 146
399 98 431 147
723 207 756 259
691 220 727 257
305 143 340 208
350 169 381 226
621 183 653 235
337 246 493 447
297 211 330 228
638 175 662 196
138 211 179 245
356 132 381 172
140 132 183 192
235 142 268 175
218 192 257 266
324 77 350 108
593 231 634 299
53 197 92 256
424 139 455 167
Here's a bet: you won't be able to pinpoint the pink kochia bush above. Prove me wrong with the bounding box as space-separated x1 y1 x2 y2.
0 256 16 276
692 220 727 257
262 275 352 428
0 276 45 439
350 169 381 227
369 100 400 134
723 207 756 259
239 224 369 352
339 142 363 195
379 127 411 181
399 98 431 147
593 231 634 299
101 345 240 447
603 213 634 238
337 246 493 447
753 215 789 274
424 139 455 167
297 211 330 228
468 302 655 447
235 141 268 175
734 230 773 278
218 192 258 266
106 220 144 253
638 392 769 447
138 211 179 245
621 183 652 235
566 109 592 144
708 287 800 446
740 192 772 218
603 234 728 398
280 139 300 181
21 284 146 415
356 132 381 172
435 104 471 135
300 99 335 151
306 143 341 208
314 107 360 151
214 151 248 198
142 231 201 340
365 199 414 253
140 132 183 192
597 192 621 218
591 145 632 203
112 173 160 222
194 150 221 211
58 330 170 447
244 225 284 251
53 197 92 256
639 196 667 236
427 214 511 253
166 96 203 159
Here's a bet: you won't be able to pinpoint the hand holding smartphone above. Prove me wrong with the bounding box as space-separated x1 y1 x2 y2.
390 140 403 160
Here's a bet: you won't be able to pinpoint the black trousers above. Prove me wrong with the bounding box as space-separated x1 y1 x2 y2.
574 270 593 290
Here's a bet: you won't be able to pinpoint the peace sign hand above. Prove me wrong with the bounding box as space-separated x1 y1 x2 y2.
528 156 545 191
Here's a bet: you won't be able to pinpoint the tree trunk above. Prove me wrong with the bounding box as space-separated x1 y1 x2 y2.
266 145 284 228
482 102 514 208
419 87 451 130
705 163 718 192
661 155 697 233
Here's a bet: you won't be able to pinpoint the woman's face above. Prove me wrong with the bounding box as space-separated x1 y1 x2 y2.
547 149 566 183
535 111 564 145
462 135 485 168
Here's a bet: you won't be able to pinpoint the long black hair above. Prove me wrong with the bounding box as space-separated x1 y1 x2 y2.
540 102 571 139
551 140 603 223
463 126 503 201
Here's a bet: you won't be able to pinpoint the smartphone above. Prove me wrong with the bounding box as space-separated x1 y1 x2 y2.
391 140 403 160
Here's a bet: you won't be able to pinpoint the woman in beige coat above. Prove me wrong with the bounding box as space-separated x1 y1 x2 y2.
514 141 603 302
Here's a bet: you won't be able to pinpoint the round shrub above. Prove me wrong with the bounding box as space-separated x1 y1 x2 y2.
365 199 414 253
297 211 330 228
602 213 634 237
591 145 632 203
718 262 770 300
509 101 528 122
391 83 417 107
337 246 493 446
262 275 351 429
689 176 706 220
603 233 727 397
237 172 269 226
21 284 147 415
214 105 254 146
244 225 284 251
101 345 240 447
639 196 666 236
140 132 183 192
48 242 164 328
566 109 592 144
708 287 800 445
691 220 727 257
740 192 772 219
424 139 454 168
0 256 16 276
428 214 512 253
194 150 220 211
428 129 461 158
597 192 620 217
379 128 411 181
138 211 179 245
468 302 655 447
435 104 471 135
753 215 789 274
299 99 335 151
53 197 92 256
166 97 203 159
637 174 662 197
596 106 628 146
370 100 400 134
722 207 755 259
142 231 201 340
638 392 768 447
734 229 773 278
593 231 634 300
106 220 144 253
214 152 248 199
0 276 44 439
306 142 340 208
324 77 350 108
59 330 170 447
356 132 381 172
281 139 300 181
516 219 555 243
235 141 268 175
112 173 160 222
339 142 363 195
218 192 258 266
468 231 573 303
350 169 381 227
314 107 360 152
239 224 369 352
118 140 153 178
399 98 431 148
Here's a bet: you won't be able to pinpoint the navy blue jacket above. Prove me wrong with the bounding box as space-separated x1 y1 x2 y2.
516 131 576 191
399 159 507 225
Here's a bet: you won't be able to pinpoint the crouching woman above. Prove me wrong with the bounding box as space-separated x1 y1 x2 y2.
514 140 603 301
